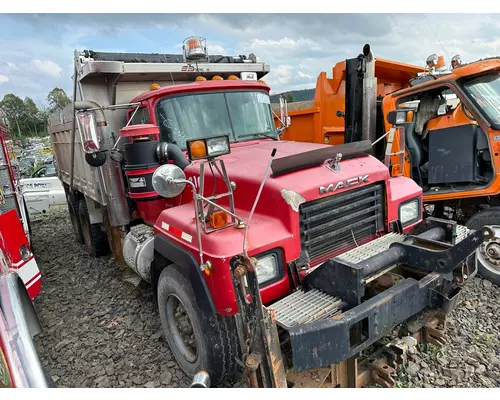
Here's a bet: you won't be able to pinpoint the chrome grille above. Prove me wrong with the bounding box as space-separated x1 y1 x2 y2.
299 183 385 263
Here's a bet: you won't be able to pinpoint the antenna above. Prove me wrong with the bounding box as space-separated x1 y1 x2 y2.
243 148 277 259
424 15 450 60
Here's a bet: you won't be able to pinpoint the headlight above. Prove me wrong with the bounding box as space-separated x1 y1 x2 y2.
399 198 420 226
255 253 279 285
19 244 31 261
186 135 231 160
206 136 230 157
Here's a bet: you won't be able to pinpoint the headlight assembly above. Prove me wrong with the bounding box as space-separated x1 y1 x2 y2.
255 252 279 285
399 198 420 226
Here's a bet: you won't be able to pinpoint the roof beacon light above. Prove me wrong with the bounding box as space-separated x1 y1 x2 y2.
435 55 446 71
451 54 462 69
426 54 439 68
195 76 207 81
212 75 223 81
227 75 239 80
183 36 207 61
150 83 161 90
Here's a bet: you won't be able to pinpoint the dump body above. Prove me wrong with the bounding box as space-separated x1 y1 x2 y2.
273 58 423 145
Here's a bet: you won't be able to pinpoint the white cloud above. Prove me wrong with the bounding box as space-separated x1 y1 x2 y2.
30 59 63 78
297 71 313 80
0 60 18 74
9 76 42 90
0 75 9 84
207 43 226 55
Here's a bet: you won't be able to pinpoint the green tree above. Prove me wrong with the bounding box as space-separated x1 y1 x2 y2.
47 88 71 113
0 93 26 138
0 94 47 138
286 92 295 103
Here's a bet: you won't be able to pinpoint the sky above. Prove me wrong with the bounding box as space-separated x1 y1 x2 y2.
1 13 500 107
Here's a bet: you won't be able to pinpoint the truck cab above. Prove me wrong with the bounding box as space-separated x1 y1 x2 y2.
277 47 500 286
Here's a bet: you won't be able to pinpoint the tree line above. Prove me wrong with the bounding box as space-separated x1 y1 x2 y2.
0 88 71 139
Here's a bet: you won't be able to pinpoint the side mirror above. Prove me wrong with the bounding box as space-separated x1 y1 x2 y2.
279 94 291 130
387 109 412 126
76 111 100 154
152 164 187 198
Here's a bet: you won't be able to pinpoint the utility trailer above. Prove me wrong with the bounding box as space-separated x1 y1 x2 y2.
48 37 492 388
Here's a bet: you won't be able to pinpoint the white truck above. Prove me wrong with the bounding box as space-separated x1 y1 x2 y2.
19 163 66 217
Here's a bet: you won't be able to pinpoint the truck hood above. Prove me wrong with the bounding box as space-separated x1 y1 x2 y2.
183 139 390 216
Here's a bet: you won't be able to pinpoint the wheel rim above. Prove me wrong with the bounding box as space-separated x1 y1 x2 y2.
476 225 500 276
166 294 197 363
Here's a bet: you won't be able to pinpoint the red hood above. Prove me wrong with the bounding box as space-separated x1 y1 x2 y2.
183 139 390 216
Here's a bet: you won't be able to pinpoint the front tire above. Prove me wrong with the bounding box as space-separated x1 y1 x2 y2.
466 207 500 286
157 264 239 385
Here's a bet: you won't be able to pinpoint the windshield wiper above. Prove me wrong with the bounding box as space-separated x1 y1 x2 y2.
239 132 278 141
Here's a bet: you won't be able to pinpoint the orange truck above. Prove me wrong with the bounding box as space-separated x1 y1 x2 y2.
275 45 500 285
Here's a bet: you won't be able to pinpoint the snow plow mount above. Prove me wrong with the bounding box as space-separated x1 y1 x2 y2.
230 217 491 387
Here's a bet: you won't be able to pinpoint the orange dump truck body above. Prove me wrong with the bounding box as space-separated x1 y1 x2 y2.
273 58 424 145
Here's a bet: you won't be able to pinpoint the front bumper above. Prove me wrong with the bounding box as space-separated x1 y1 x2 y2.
272 218 491 372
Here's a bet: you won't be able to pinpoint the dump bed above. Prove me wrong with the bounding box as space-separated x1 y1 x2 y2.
48 46 270 205
274 58 423 145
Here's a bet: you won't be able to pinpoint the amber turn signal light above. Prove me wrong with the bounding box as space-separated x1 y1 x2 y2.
392 163 403 176
189 140 207 159
209 211 228 229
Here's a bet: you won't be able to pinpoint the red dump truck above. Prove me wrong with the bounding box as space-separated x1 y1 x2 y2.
0 122 47 388
48 37 491 388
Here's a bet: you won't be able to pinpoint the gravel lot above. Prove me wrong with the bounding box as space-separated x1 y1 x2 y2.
31 206 500 388
32 206 191 388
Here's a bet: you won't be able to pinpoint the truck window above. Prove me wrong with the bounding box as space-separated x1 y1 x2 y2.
463 72 500 128
156 90 276 149
157 92 232 147
130 107 151 125
226 91 274 137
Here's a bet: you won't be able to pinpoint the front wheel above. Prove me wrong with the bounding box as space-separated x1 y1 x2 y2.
157 264 239 385
466 207 500 286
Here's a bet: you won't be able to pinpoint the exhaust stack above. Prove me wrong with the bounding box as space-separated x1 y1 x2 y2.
361 44 377 144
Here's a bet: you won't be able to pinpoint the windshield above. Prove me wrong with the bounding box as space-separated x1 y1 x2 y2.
156 90 276 149
463 72 500 127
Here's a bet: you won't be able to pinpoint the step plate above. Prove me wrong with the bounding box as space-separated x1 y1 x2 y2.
336 232 406 264
269 289 343 330
271 226 472 330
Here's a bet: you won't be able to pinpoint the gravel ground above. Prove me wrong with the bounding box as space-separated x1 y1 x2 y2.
31 206 500 388
31 206 191 388
402 277 500 388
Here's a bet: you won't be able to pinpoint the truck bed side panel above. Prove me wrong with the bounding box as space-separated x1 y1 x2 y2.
48 111 105 204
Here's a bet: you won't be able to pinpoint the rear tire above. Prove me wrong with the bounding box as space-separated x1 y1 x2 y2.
466 207 500 286
157 264 239 386
78 199 110 257
67 193 84 244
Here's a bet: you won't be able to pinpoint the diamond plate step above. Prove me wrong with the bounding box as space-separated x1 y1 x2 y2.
455 224 472 244
269 289 343 329
271 226 472 330
337 232 406 264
